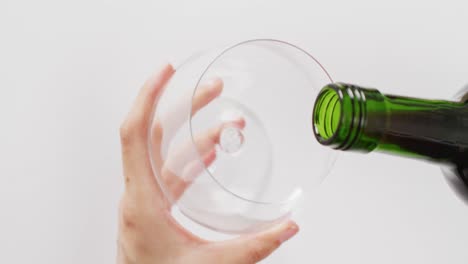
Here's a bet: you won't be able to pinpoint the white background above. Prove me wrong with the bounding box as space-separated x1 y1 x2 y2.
2 0 468 263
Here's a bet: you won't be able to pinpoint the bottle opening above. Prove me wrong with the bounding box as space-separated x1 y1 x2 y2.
313 87 341 141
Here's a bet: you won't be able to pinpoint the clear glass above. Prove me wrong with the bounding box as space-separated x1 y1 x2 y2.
148 39 338 234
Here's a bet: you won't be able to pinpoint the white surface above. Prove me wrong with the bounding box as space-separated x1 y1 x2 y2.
2 0 468 263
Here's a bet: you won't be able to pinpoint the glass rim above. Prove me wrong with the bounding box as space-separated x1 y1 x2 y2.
188 38 334 206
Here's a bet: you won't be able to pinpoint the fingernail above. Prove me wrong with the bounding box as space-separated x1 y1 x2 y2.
156 62 173 73
206 78 223 91
233 117 246 129
208 77 221 85
278 222 299 243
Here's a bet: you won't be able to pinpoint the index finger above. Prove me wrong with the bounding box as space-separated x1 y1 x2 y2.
120 64 175 188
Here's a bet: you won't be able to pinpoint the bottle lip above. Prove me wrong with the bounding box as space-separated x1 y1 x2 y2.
312 83 345 147
313 83 368 150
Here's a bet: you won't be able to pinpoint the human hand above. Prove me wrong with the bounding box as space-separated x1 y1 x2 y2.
117 64 299 264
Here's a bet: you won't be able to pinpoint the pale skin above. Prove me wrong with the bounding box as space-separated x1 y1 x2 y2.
117 64 299 264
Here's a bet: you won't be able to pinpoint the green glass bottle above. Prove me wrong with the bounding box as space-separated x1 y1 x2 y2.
312 83 468 168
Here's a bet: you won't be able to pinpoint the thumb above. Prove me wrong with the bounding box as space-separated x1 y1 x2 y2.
220 220 299 264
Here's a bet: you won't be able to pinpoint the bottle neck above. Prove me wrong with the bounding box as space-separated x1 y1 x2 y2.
313 83 468 165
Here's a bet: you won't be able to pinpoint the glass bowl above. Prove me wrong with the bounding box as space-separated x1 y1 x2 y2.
148 39 338 234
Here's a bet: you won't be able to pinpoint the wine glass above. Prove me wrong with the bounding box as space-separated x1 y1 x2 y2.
148 39 338 234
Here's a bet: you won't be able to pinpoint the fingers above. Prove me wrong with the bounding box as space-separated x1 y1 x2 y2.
161 149 217 202
190 118 245 159
120 64 175 187
160 118 245 202
150 78 223 172
191 78 223 116
182 149 217 182
219 221 299 264
165 118 245 175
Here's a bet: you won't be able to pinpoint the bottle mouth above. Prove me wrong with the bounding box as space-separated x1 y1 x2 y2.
312 83 369 150
313 86 342 142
